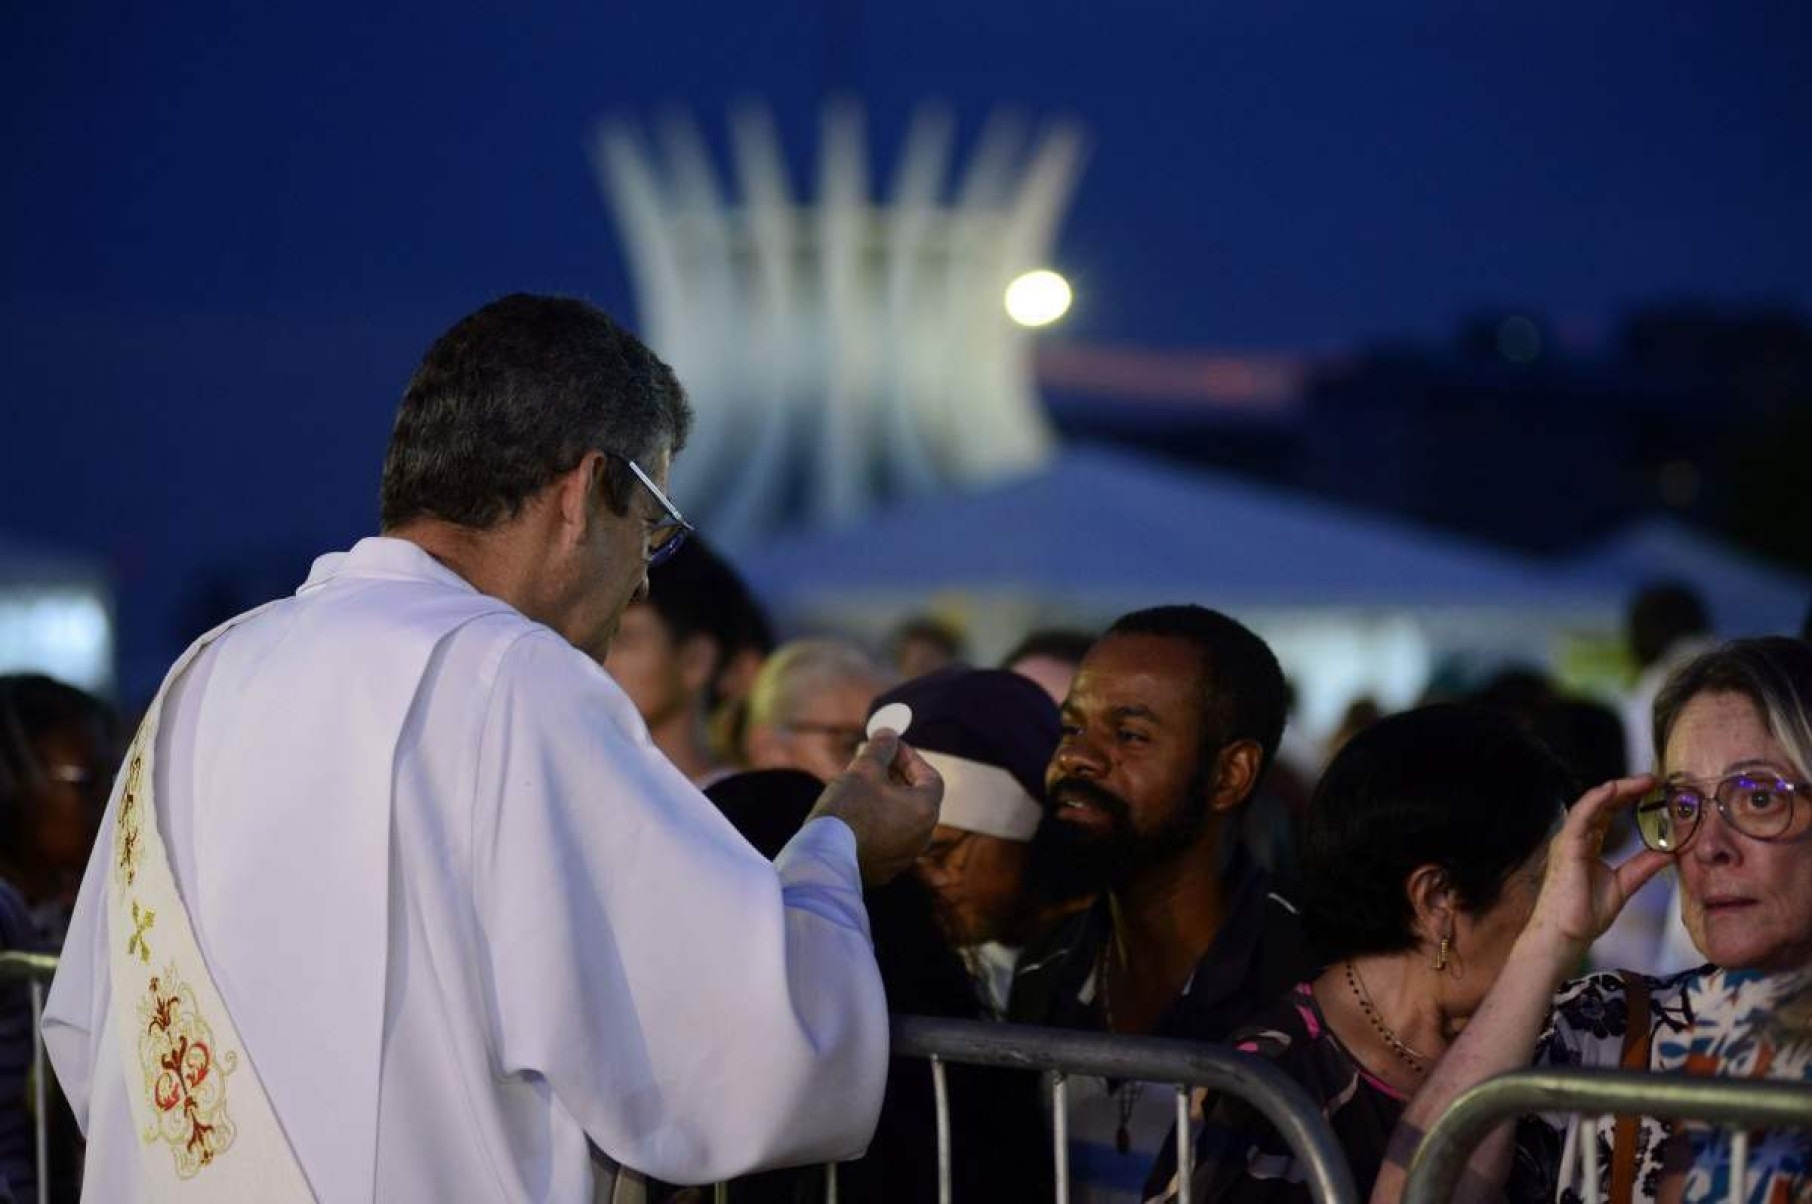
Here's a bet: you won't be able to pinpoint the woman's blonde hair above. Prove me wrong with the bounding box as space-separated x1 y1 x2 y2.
1653 637 1812 777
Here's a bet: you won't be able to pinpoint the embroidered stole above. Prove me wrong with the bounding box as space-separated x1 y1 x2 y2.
106 602 316 1200
101 569 517 1199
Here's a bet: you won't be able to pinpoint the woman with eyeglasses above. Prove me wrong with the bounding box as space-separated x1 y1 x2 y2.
1372 637 1812 1204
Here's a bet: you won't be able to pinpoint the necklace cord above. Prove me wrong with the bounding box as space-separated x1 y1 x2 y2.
1344 960 1428 1074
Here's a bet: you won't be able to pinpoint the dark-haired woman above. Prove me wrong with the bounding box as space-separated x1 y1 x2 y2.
1147 704 1679 1203
0 674 115 1204
1373 637 1812 1204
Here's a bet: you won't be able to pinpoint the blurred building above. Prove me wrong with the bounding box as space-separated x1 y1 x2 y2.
594 101 1085 548
1044 306 1812 569
1297 334 1699 554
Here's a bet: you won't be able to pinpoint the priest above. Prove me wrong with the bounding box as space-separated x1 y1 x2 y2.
42 294 942 1202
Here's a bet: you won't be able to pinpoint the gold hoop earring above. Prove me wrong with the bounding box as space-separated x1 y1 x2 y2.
1433 934 1451 972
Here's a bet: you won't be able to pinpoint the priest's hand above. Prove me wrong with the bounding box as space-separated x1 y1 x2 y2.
810 728 943 885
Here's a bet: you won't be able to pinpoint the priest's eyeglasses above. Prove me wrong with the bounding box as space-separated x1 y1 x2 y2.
1633 771 1809 853
610 452 693 568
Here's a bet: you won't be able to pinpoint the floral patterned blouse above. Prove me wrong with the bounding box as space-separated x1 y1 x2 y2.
1660 965 1812 1204
1527 968 1700 1202
1153 964 1812 1202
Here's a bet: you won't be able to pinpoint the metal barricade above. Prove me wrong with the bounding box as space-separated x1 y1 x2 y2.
0 965 1357 1204
880 1015 1359 1204
0 951 60 1204
1401 1068 1812 1204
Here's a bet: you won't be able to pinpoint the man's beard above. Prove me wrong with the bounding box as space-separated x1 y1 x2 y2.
1026 765 1213 903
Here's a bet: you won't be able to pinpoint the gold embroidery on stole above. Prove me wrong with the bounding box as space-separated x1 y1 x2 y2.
137 966 240 1177
111 721 243 1176
114 737 146 889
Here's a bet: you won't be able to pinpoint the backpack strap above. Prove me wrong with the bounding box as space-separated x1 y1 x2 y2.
1609 971 1654 1204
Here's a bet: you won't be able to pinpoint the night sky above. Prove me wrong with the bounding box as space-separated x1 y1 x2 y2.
3 1 1809 696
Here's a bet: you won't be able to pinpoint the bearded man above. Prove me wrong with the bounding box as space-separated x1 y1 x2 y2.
1007 605 1312 1202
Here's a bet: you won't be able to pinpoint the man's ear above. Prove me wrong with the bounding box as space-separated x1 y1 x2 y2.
1207 739 1264 814
556 450 609 539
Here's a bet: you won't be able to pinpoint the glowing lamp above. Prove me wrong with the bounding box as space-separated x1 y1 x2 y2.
1004 269 1072 328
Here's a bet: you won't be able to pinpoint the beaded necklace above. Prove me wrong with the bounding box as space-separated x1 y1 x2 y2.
1343 959 1428 1076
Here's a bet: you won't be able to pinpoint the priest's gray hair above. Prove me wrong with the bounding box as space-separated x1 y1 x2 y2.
379 294 693 531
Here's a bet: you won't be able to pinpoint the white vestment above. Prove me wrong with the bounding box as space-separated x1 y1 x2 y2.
44 537 890 1201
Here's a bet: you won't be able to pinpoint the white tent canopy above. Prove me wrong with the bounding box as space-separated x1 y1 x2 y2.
1564 518 1810 640
735 444 1619 741
739 443 1608 612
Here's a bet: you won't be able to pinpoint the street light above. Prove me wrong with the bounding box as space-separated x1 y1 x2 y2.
1005 269 1072 328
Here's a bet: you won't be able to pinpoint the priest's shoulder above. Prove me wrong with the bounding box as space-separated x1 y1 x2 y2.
484 625 647 730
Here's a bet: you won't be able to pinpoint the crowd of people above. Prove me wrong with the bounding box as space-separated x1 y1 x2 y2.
4 294 1811 1202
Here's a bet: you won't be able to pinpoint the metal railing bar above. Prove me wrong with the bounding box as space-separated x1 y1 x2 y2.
1402 1069 1812 1204
0 952 58 983
31 978 47 1204
1175 1084 1192 1204
0 953 57 1204
892 1016 1358 1204
1555 1105 1580 1194
6 963 1357 1204
1580 1115 1598 1202
931 1055 951 1204
1730 1129 1748 1204
3 957 1348 1204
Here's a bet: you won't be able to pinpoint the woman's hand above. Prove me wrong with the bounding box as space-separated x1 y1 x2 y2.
1524 775 1673 961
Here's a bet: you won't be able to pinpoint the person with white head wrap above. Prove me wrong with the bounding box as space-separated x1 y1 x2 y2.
868 667 1064 1015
